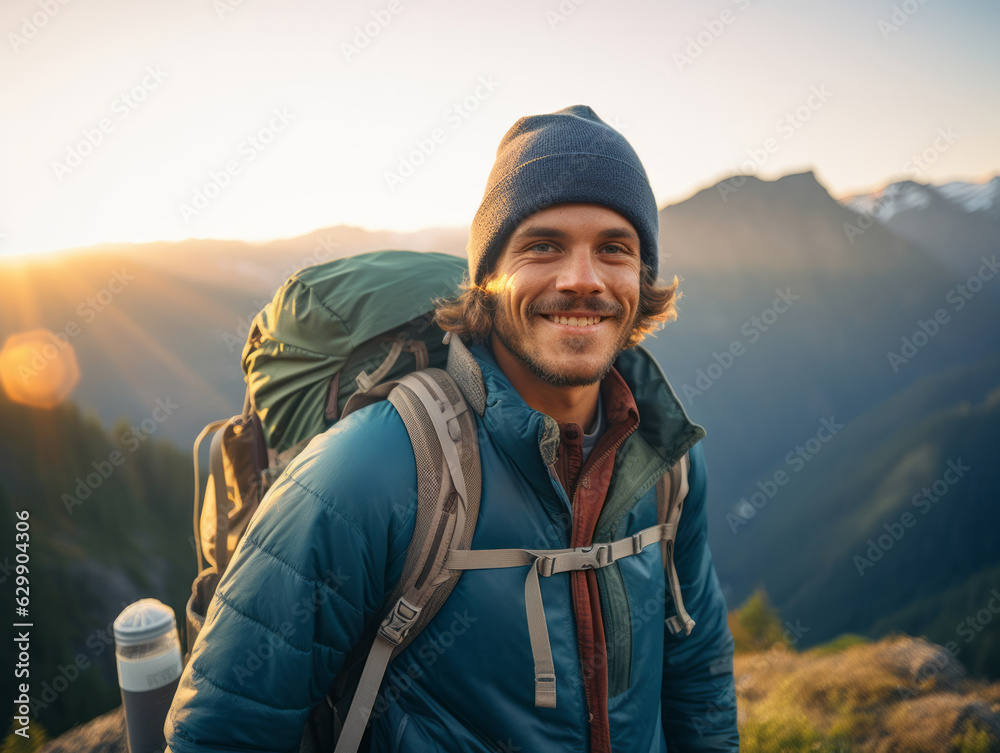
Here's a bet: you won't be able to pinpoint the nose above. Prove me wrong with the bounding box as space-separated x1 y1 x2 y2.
555 249 605 296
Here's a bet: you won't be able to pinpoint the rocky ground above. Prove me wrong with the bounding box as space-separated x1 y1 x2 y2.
34 636 1000 752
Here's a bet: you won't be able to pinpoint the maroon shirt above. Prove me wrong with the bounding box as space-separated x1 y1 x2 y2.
552 367 639 753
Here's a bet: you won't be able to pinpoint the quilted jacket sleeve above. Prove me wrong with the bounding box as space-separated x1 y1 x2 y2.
165 403 417 753
660 442 739 752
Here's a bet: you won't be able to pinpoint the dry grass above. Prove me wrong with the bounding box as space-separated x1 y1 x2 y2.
735 635 1000 752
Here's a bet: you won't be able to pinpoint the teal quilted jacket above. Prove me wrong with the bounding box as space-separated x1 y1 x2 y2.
165 342 738 752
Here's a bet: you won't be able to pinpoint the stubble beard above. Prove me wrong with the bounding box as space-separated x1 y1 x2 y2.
491 297 636 388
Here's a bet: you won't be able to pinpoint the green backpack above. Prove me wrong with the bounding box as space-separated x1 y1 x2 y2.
188 250 482 751
185 249 696 753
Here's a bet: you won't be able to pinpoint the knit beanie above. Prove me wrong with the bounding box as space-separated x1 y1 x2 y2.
468 104 659 286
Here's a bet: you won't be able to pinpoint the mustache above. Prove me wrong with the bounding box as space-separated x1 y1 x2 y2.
525 297 624 318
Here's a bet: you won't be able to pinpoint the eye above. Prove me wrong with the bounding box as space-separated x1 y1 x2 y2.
599 243 634 256
527 242 559 254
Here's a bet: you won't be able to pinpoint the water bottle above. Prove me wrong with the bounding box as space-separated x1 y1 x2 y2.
114 599 183 753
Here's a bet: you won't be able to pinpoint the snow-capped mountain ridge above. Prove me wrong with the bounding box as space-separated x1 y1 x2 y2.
936 176 1000 215
841 176 1000 221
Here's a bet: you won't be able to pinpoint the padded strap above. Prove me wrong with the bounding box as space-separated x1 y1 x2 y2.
444 333 486 416
445 521 676 709
395 372 470 520
335 369 478 753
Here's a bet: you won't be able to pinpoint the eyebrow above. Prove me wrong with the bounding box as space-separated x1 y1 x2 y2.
512 226 640 242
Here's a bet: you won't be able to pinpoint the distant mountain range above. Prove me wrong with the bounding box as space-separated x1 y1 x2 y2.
2 170 998 736
843 175 1000 221
839 175 1000 274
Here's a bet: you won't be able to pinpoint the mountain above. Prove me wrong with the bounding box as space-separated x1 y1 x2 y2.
647 170 1000 528
2 167 999 738
714 353 1000 677
842 175 1000 221
0 226 468 450
839 175 1000 274
0 390 192 738
644 170 1000 674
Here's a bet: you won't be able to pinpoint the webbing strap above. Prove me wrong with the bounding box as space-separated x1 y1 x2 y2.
524 559 555 708
332 634 396 753
444 522 675 709
657 458 695 637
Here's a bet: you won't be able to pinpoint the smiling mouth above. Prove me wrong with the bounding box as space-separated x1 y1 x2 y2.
545 314 606 327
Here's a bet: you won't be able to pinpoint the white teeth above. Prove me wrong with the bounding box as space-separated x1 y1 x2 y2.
547 315 602 326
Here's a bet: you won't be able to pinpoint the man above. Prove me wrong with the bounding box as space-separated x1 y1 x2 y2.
166 105 738 752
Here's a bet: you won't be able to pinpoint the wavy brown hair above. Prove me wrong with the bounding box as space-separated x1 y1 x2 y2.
434 265 681 349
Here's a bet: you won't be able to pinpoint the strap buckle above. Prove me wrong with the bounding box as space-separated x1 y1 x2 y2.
379 598 422 645
577 544 611 570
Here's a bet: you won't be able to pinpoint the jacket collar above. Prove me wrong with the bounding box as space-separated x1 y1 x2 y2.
446 335 705 471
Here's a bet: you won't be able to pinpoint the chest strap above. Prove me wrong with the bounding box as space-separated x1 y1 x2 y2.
444 521 677 709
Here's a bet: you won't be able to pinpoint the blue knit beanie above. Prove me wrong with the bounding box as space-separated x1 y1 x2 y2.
468 104 659 286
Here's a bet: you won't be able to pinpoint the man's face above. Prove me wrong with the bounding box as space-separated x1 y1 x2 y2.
486 203 643 389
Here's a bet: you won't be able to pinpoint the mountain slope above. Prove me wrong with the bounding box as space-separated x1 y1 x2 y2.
714 353 1000 677
648 171 1000 532
0 391 192 738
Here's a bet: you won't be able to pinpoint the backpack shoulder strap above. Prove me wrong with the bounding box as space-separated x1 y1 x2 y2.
657 452 695 637
334 367 481 753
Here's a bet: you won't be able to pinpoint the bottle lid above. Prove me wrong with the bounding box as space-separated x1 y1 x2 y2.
114 599 177 646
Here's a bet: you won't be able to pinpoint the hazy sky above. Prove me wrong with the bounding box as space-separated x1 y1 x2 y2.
2 0 999 257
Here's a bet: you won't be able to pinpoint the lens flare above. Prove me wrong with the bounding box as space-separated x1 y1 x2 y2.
0 330 81 409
